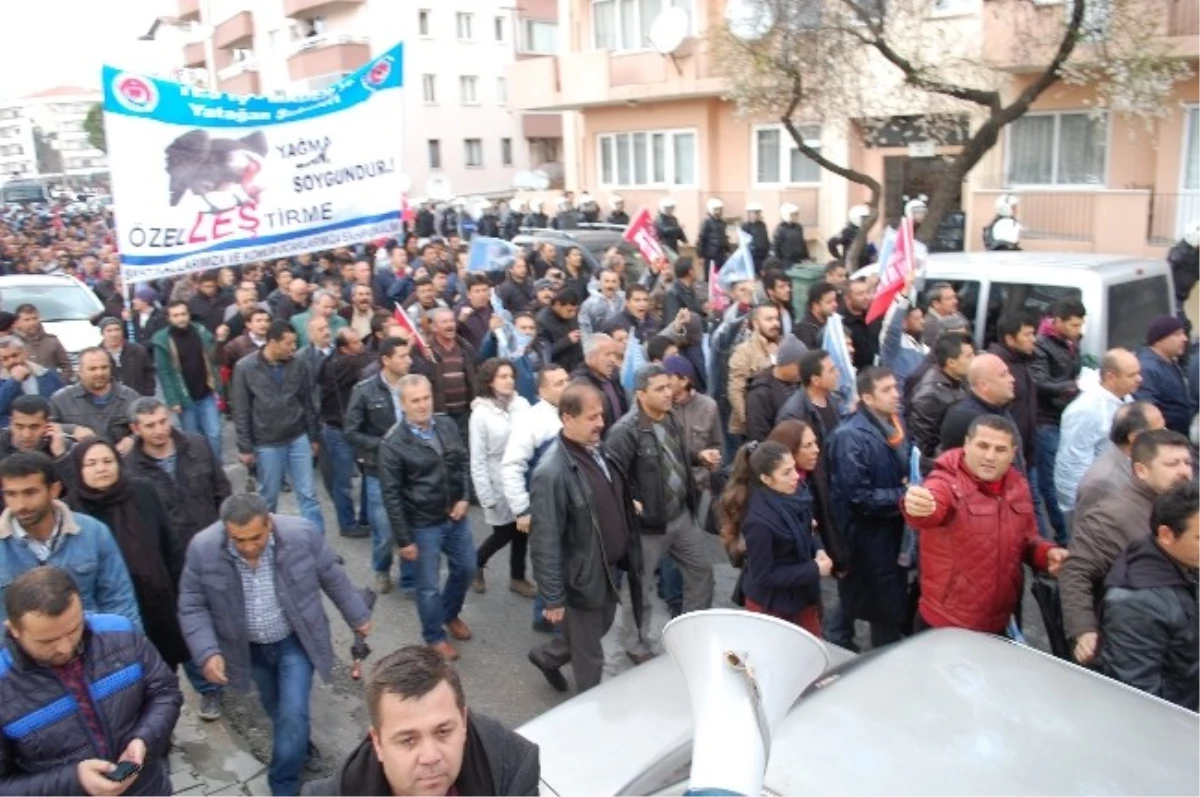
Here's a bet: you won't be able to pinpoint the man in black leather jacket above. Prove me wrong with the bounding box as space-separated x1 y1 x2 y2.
527 382 643 693
377 374 475 661
345 338 415 594
607 364 715 664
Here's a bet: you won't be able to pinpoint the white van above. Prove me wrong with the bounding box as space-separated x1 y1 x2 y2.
854 252 1175 364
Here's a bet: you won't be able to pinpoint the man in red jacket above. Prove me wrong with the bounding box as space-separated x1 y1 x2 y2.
901 414 1069 634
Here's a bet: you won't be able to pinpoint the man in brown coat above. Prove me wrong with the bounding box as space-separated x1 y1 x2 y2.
13 304 72 382
726 304 780 437
1060 429 1192 666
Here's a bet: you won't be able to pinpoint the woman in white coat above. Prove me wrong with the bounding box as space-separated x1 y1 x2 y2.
470 357 534 597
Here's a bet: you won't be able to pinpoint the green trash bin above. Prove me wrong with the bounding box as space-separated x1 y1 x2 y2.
786 264 826 322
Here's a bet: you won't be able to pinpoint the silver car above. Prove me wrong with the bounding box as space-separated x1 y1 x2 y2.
518 613 1198 795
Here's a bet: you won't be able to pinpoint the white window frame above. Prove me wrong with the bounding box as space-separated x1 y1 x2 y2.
1003 110 1111 189
501 137 513 166
459 75 479 105
464 138 484 168
520 19 558 54
1177 104 1199 238
596 127 698 188
750 123 823 187
418 9 431 37
421 74 437 104
590 0 696 52
456 12 474 41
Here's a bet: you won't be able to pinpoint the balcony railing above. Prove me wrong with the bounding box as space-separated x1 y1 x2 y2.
1148 192 1200 244
217 58 258 81
287 33 369 59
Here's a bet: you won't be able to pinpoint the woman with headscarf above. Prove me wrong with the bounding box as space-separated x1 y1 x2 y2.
68 438 190 670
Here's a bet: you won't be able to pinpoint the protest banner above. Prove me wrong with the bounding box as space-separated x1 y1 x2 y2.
102 42 405 283
621 208 666 264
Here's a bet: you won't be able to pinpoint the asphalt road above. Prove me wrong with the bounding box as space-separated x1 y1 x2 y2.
207 423 1052 782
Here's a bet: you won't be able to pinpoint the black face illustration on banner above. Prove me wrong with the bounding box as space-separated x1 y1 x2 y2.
164 129 268 212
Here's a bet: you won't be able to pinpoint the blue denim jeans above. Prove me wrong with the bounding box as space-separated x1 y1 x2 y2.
320 424 357 533
364 475 416 587
182 659 219 696
1035 425 1067 544
414 518 476 644
180 393 222 462
249 635 313 796
255 435 325 535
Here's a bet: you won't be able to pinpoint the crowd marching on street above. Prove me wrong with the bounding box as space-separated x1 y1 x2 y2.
0 189 1197 797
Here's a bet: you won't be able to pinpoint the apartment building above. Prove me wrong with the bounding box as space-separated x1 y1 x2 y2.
176 0 562 197
508 0 1198 256
0 87 108 179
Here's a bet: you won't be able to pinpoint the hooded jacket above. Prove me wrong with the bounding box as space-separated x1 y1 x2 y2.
743 369 798 443
1099 534 1197 711
902 449 1053 633
301 714 540 796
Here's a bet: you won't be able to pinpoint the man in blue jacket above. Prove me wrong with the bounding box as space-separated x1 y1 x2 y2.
0 566 181 795
0 336 63 427
827 367 914 648
1134 315 1196 436
0 452 141 626
178 494 371 796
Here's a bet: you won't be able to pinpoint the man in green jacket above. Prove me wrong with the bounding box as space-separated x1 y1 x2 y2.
291 289 347 348
151 300 223 460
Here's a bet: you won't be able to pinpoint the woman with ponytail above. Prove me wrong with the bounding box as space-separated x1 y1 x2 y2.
718 438 832 635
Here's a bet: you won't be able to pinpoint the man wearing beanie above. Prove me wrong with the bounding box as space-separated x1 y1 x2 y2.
744 336 807 443
1134 315 1195 435
98 317 156 397
130 287 165 346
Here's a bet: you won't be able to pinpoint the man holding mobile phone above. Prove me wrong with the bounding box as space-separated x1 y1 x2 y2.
0 567 182 795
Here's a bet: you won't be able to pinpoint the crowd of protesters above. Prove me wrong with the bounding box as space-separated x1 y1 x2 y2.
0 193 1196 795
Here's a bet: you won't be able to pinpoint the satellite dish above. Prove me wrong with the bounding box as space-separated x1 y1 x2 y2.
725 0 775 41
647 7 689 54
397 173 412 194
529 170 551 191
512 170 536 190
425 175 453 202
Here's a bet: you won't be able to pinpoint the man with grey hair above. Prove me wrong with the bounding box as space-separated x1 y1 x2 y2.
178 493 371 796
0 336 63 425
291 288 347 348
607 363 716 664
571 333 626 436
378 374 475 662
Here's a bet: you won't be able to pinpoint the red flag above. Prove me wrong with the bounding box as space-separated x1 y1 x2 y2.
621 208 667 264
400 191 415 224
865 216 915 325
392 305 430 357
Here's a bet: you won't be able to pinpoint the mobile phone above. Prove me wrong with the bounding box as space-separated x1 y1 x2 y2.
103 761 141 782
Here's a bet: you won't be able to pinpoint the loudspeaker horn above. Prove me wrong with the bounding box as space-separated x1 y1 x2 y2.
662 609 829 796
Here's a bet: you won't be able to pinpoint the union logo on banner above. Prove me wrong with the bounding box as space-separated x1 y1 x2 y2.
363 57 394 91
112 73 159 114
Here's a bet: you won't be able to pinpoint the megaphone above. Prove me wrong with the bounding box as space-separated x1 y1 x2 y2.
662 609 828 797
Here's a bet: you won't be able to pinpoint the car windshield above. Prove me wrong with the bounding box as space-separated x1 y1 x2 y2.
2 285 100 321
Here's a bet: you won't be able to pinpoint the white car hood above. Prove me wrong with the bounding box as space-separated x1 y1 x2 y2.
43 319 101 353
